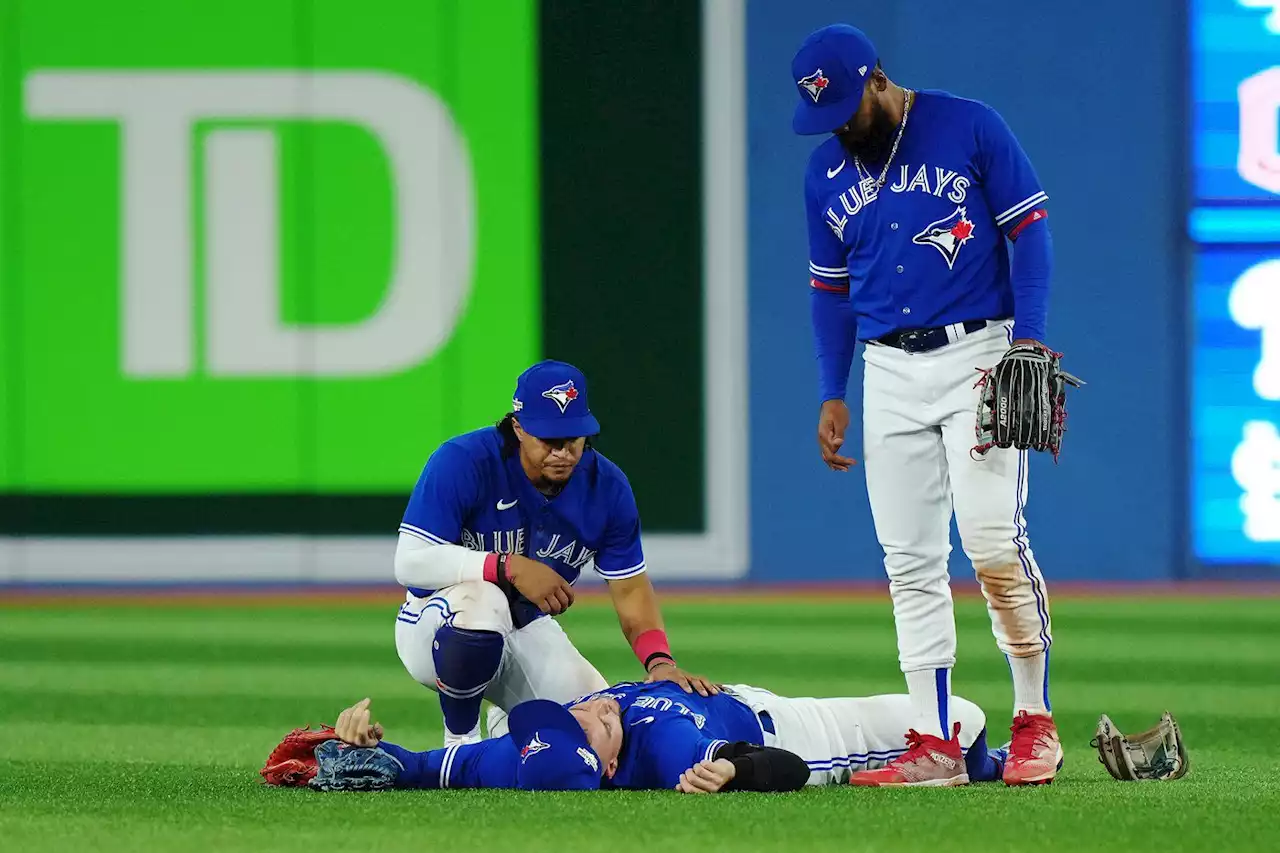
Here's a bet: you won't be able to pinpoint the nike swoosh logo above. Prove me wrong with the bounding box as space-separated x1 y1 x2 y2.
827 160 846 179
630 716 656 727
496 499 518 510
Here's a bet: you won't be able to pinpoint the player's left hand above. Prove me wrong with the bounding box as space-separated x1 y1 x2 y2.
645 661 721 697
334 698 384 747
675 758 736 794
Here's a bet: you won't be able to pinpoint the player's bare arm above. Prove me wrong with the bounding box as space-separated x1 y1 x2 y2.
606 573 720 697
817 399 856 471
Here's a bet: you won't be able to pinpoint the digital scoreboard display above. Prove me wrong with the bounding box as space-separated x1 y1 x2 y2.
1190 0 1280 564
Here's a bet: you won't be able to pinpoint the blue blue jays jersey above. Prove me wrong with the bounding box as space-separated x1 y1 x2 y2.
396 732 601 791
410 736 522 789
806 91 1047 340
399 427 647 626
573 682 767 790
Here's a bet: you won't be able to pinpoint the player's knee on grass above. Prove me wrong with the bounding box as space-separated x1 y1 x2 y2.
448 581 515 635
433 623 506 737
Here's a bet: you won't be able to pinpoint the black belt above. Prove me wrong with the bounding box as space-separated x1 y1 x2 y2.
875 319 996 354
758 710 775 735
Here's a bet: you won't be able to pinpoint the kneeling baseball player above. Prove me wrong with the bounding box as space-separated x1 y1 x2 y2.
263 679 1008 793
393 359 715 749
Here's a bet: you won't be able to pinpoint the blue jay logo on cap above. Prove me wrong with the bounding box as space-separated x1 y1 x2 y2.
541 380 579 414
520 734 550 763
797 68 830 103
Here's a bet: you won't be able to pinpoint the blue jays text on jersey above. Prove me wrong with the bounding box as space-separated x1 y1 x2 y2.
571 681 768 790
805 90 1049 341
399 426 647 625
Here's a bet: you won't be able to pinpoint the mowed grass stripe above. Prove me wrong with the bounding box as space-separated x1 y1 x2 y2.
2 760 1277 853
3 653 1275 715
3 677 1276 730
0 724 444 766
3 598 1275 648
1 619 1273 668
3 633 1273 690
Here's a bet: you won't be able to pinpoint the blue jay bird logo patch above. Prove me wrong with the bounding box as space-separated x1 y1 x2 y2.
541 380 579 413
797 69 830 103
520 734 550 763
912 206 976 270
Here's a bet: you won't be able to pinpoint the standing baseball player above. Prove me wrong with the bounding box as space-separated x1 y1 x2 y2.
791 24 1063 786
393 359 716 748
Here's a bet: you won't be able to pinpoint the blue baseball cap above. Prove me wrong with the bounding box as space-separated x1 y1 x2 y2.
511 360 601 439
791 24 879 136
509 700 603 791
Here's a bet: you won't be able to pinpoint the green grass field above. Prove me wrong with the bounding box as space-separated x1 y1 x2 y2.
0 592 1276 853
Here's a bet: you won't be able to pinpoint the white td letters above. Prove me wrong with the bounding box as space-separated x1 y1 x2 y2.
25 71 475 378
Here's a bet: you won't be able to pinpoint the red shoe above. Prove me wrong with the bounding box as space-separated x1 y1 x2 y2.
850 722 969 787
1003 711 1063 786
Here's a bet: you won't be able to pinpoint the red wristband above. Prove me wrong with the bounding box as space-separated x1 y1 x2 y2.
483 553 500 584
633 629 673 669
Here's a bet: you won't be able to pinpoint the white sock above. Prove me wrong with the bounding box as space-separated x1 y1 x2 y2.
1009 652 1050 715
905 668 951 738
443 722 481 748
485 705 509 738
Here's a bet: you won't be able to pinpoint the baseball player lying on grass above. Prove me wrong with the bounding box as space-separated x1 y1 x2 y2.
263 679 1012 793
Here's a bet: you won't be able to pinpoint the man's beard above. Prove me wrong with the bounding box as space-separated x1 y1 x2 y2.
839 99 898 163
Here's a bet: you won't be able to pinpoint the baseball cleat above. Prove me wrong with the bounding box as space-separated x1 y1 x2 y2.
443 724 482 749
850 722 970 787
1003 711 1063 786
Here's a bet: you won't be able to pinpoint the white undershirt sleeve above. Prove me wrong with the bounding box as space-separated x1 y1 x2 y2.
393 531 489 590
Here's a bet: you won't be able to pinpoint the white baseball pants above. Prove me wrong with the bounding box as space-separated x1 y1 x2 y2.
861 319 1054 673
726 684 987 785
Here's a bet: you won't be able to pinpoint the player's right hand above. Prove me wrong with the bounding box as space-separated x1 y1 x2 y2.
505 554 575 615
334 698 384 747
817 399 857 472
675 758 736 794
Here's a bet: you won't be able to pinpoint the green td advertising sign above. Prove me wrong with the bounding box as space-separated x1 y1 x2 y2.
2 0 748 582
4 0 539 493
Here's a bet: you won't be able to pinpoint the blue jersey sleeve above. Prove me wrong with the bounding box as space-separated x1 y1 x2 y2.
399 442 481 546
639 716 729 789
974 104 1048 234
805 169 851 293
593 472 647 581
806 166 858 402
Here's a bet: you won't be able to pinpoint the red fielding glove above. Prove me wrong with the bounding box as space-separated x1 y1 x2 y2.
260 725 338 786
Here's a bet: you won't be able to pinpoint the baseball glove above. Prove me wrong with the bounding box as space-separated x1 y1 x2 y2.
972 343 1084 461
308 740 403 792
1090 712 1189 781
261 724 337 786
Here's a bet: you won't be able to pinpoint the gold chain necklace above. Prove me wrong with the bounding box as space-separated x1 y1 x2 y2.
854 88 914 189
